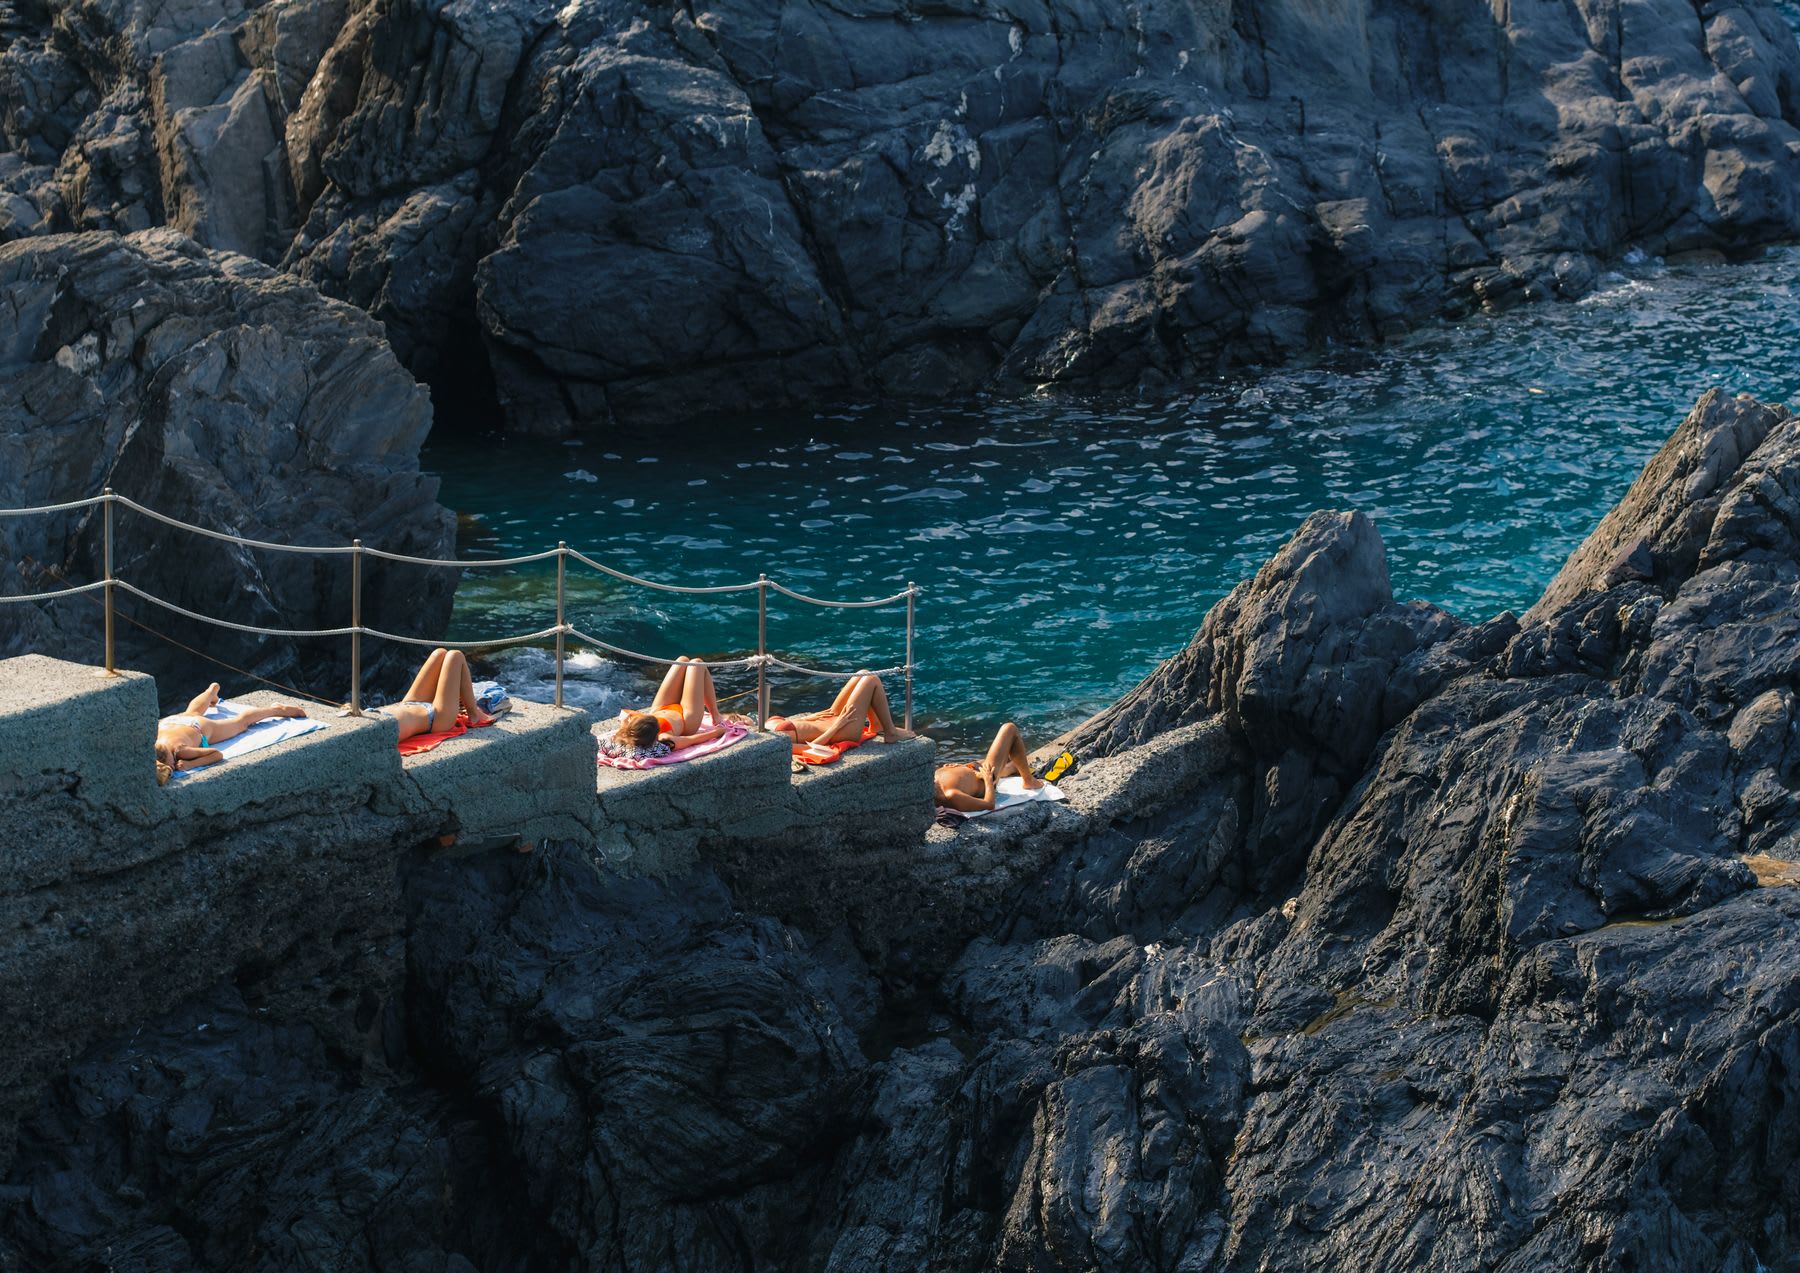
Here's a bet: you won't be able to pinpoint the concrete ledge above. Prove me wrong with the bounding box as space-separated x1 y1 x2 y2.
791 737 935 843
594 729 793 877
401 699 599 847
165 692 399 820
0 656 162 893
0 656 442 1121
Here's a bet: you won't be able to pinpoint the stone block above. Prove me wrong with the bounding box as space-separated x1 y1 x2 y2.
791 736 935 844
0 655 161 892
593 728 794 876
402 698 598 848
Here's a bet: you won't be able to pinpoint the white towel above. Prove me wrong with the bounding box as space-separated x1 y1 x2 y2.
949 776 1067 820
169 699 325 779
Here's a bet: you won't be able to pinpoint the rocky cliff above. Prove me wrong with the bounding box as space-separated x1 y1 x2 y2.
4 386 1800 1270
4 0 1799 431
0 229 454 696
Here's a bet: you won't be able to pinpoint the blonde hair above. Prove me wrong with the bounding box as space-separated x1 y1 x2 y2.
154 740 176 786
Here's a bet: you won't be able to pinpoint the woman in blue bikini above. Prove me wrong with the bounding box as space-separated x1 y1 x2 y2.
378 647 498 743
155 682 307 783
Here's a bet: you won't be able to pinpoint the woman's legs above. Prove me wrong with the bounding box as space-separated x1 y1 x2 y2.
676 658 717 733
649 657 719 733
984 722 1040 788
205 701 306 744
650 659 688 711
427 649 493 728
182 683 221 717
807 675 876 745
859 675 915 743
404 648 449 703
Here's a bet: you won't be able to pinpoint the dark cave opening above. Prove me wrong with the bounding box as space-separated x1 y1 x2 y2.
419 316 505 439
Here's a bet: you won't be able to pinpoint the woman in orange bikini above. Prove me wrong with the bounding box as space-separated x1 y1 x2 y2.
606 656 728 759
765 672 916 746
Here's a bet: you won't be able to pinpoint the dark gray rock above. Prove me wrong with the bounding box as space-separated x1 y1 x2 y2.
0 228 454 696
7 0 1800 427
12 388 1800 1273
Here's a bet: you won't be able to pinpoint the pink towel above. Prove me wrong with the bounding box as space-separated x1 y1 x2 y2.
599 722 748 770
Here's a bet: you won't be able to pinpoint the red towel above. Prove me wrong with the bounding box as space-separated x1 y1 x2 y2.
397 710 498 756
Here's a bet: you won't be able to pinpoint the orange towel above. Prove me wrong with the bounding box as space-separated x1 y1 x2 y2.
397 710 498 756
791 713 878 766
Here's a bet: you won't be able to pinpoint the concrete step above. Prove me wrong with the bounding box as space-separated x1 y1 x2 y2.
0 654 162 892
165 692 398 818
591 723 935 877
401 698 598 847
594 727 794 876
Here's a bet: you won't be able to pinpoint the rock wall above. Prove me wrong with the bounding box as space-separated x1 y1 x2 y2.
5 0 1800 430
0 229 454 694
8 388 1800 1270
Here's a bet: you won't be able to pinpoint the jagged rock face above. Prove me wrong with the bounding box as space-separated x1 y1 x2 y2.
0 229 454 696
10 389 1800 1271
5 0 1800 428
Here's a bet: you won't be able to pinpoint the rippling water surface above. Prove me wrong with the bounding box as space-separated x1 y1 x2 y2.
427 250 1800 749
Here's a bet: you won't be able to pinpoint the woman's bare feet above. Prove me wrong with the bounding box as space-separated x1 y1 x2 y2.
467 708 498 727
881 726 918 743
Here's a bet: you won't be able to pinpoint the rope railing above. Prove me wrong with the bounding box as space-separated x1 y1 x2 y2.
0 490 921 729
564 547 765 595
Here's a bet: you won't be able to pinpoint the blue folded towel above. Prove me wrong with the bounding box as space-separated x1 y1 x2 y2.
472 680 510 712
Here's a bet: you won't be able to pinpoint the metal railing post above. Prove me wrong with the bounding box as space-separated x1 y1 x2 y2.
904 581 915 732
349 539 363 716
757 574 768 728
101 488 116 675
555 542 567 709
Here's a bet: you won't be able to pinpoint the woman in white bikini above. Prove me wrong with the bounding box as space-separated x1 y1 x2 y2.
155 682 307 783
377 647 498 743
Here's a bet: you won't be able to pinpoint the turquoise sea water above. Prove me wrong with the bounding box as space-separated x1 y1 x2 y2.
427 249 1800 750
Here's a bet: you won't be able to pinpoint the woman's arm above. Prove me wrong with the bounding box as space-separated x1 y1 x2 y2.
176 746 224 771
939 788 996 813
667 725 726 750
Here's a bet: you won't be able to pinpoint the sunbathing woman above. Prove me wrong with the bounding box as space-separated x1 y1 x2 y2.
934 721 1043 813
765 672 916 746
155 682 307 783
377 647 498 743
605 656 728 759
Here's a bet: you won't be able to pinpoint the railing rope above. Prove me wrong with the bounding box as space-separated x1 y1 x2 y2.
0 492 922 705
